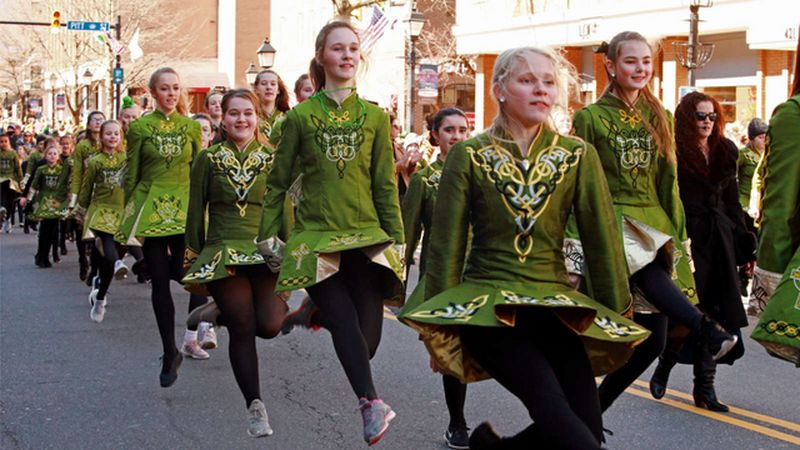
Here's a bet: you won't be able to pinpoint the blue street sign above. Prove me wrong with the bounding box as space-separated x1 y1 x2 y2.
67 21 110 32
113 68 124 85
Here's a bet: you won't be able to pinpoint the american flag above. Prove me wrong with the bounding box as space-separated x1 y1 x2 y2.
360 5 395 54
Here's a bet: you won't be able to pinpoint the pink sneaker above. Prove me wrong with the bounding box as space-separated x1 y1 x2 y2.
359 398 396 446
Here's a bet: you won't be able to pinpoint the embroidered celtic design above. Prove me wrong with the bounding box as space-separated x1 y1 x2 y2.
310 113 366 178
148 194 186 225
468 140 582 262
184 251 223 281
409 295 489 322
208 146 273 217
594 315 649 338
600 115 654 189
147 124 188 168
501 290 579 307
423 169 442 190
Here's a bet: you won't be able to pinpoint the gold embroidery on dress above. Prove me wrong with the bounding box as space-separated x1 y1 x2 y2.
423 169 441 189
184 250 223 281
147 123 188 168
208 146 273 217
409 295 489 322
618 109 642 127
327 110 351 124
468 136 582 262
600 115 654 189
792 267 800 309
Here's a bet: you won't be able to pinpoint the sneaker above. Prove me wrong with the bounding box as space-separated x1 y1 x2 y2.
198 323 218 350
113 260 129 280
3 220 11 233
247 399 274 437
702 316 738 361
159 351 183 388
359 398 396 446
181 339 210 360
468 422 502 450
444 425 470 449
0 207 6 223
90 296 107 323
281 296 320 335
187 301 221 329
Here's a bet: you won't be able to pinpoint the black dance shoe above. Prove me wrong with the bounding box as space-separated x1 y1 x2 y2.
469 422 502 450
701 317 738 361
159 351 183 388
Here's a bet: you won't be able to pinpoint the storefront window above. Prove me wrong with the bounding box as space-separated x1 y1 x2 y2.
701 86 756 124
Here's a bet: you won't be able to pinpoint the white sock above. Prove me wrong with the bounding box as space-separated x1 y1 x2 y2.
184 329 198 343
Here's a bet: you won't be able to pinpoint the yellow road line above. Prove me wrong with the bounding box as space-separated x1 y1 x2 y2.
630 380 800 434
625 386 800 446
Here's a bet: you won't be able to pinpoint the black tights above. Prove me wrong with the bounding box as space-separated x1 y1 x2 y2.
0 181 15 218
36 218 59 262
94 231 122 300
597 313 667 411
75 222 88 270
305 250 386 400
461 310 603 450
208 266 286 407
630 262 704 331
443 374 467 429
142 235 203 356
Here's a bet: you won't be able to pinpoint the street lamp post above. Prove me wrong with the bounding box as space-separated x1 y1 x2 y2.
245 63 259 86
49 73 57 126
405 9 425 133
22 79 32 123
256 38 277 69
673 0 715 87
82 68 92 116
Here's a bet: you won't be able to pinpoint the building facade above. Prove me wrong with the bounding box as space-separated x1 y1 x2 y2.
453 0 798 130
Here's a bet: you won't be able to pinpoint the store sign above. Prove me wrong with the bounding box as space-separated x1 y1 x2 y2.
418 64 439 99
55 94 66 110
747 22 798 50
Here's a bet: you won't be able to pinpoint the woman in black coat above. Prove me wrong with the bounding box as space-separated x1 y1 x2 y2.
649 91 755 412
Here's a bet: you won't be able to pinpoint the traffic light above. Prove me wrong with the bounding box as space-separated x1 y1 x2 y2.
51 11 61 28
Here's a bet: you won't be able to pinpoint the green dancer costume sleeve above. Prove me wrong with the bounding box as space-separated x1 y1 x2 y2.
750 95 800 366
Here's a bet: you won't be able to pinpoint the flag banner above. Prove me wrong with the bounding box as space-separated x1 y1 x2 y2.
360 5 395 54
128 27 144 62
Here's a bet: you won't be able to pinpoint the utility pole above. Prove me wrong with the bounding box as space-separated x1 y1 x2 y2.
114 15 121 119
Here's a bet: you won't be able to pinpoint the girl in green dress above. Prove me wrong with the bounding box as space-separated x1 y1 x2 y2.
749 48 800 366
69 111 105 283
257 21 404 446
183 89 285 437
564 32 736 413
78 121 128 323
400 46 646 449
252 70 290 143
121 67 204 387
293 73 314 104
0 133 22 233
21 141 67 268
401 108 472 449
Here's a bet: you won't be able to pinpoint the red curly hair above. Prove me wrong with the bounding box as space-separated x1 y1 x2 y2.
674 91 725 177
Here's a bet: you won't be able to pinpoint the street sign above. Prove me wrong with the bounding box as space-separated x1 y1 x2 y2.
67 21 109 32
113 68 124 85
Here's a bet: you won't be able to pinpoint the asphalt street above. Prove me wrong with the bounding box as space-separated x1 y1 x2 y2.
1 231 798 449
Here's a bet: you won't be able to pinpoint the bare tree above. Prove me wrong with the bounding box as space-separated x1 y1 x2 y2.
9 0 206 125
414 0 475 77
331 0 385 21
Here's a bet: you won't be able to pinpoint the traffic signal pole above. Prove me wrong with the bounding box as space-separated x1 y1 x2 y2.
114 15 121 119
